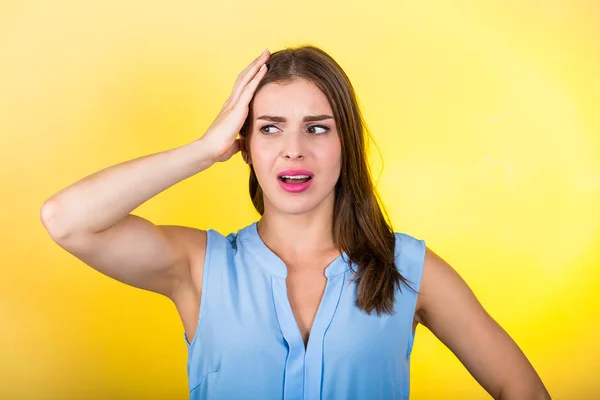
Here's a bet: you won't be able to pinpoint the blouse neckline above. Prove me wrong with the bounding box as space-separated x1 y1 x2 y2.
239 221 350 279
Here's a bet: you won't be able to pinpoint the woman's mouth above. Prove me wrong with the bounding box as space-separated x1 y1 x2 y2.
278 175 312 184
277 169 314 193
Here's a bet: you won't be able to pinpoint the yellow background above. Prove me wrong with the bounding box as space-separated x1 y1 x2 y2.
1 0 599 398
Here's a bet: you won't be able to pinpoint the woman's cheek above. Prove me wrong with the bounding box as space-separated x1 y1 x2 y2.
251 147 273 182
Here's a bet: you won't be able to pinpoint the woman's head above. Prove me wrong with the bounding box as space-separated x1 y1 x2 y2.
240 45 369 219
243 77 342 216
240 45 415 315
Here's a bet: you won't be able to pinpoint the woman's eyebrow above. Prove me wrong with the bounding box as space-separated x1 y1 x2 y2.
256 114 334 122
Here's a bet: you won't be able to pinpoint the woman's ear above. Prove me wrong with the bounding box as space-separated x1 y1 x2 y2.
240 135 252 165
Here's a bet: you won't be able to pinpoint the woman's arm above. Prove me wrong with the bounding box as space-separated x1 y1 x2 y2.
40 140 214 298
415 248 551 400
40 49 271 300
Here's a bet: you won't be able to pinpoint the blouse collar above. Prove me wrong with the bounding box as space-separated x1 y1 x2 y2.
239 222 350 279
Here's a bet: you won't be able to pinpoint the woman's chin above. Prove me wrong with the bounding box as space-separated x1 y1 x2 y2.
275 202 317 216
264 194 323 216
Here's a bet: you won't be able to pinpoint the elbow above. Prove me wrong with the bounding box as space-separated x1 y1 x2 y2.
40 199 73 242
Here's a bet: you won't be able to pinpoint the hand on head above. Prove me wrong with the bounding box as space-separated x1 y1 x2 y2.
199 49 270 164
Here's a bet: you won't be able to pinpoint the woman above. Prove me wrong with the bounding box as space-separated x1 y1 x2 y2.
40 46 551 399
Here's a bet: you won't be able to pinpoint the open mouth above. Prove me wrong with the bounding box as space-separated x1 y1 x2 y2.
276 169 315 193
277 175 313 184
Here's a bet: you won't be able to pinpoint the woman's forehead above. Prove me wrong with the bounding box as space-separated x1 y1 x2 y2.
252 80 332 118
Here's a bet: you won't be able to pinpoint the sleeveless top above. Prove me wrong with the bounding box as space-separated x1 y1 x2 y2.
184 222 426 400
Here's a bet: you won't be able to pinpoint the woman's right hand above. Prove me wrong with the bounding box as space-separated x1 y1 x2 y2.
200 49 270 164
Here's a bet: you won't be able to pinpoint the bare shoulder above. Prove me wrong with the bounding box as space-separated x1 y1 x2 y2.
159 225 208 295
158 225 210 343
414 247 464 321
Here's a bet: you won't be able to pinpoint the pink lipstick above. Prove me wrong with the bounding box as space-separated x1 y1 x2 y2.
277 169 314 193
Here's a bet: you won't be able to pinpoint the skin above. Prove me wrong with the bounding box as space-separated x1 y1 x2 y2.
41 49 550 399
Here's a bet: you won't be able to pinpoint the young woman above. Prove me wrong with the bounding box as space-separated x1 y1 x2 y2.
41 46 551 399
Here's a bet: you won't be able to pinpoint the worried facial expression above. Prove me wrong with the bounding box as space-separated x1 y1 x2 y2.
246 78 342 215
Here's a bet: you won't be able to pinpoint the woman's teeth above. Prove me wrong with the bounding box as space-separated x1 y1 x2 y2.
279 175 312 183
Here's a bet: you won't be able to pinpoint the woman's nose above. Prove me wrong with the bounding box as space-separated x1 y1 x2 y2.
282 132 305 160
283 151 304 160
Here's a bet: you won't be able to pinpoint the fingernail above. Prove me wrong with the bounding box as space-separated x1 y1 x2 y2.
262 49 269 55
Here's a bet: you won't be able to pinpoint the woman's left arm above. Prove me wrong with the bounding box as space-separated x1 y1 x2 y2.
415 247 551 400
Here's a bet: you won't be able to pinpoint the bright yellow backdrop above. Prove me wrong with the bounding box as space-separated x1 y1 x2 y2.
1 0 599 398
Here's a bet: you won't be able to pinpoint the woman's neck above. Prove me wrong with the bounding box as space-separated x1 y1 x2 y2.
257 212 337 263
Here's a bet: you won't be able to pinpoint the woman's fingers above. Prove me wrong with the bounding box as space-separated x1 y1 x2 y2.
228 50 270 106
201 49 269 163
239 64 268 106
236 50 268 87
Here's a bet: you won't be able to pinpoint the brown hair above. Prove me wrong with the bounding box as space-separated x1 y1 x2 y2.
239 45 416 315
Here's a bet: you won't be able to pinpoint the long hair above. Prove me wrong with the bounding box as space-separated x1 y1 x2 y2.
239 45 416 315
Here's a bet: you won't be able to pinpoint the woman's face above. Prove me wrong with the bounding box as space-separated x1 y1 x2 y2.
247 78 342 216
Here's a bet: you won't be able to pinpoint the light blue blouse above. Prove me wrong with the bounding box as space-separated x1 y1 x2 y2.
184 222 426 399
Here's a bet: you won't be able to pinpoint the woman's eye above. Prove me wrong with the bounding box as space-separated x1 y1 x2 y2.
259 125 278 134
259 124 330 135
308 125 330 135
